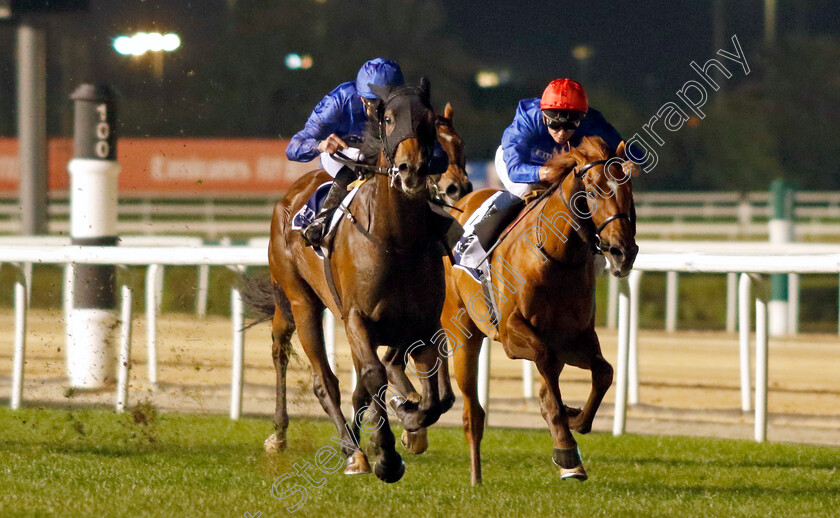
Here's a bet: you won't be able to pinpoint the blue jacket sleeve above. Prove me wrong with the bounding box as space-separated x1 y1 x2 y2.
430 141 449 176
500 103 542 184
286 93 344 162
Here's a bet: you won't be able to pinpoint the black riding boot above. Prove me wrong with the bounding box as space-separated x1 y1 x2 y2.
473 191 526 249
302 166 356 247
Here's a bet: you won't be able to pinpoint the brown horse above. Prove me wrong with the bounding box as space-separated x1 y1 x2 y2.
444 136 638 485
431 103 472 205
247 80 453 484
379 102 470 456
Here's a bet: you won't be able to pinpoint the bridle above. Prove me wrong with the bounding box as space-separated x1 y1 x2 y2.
329 90 436 191
560 158 634 255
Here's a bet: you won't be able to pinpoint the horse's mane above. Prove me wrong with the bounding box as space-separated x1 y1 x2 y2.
573 136 611 160
359 119 383 165
543 136 611 181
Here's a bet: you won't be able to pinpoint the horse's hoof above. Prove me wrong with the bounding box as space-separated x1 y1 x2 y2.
263 434 286 453
401 428 428 454
374 453 405 483
344 450 372 475
560 465 588 482
553 446 587 481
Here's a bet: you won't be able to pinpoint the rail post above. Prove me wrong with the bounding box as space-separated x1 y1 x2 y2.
768 179 794 336
66 84 120 388
612 277 630 435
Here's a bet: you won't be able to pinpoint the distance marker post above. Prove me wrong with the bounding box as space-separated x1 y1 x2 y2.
66 84 120 388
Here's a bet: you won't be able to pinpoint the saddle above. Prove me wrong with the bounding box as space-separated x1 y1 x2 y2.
291 180 363 258
452 191 528 281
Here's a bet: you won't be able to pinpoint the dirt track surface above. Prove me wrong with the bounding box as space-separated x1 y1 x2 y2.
1 309 839 446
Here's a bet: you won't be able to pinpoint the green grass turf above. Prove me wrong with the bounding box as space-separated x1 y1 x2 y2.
1 406 839 517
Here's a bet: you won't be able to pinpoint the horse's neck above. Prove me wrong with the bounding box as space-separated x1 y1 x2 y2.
366 166 428 247
530 176 591 265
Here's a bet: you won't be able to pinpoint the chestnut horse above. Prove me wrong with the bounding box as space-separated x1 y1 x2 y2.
247 80 453 484
445 136 638 485
431 103 472 205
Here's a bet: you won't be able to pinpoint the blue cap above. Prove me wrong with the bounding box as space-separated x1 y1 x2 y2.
355 58 404 99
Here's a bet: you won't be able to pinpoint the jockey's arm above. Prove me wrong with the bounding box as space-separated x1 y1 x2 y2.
501 130 542 185
499 100 545 185
286 94 345 162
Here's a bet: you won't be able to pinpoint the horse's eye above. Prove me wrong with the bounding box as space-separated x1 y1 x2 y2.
384 117 392 124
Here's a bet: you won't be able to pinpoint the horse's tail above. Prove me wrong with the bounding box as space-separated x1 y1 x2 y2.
239 274 295 331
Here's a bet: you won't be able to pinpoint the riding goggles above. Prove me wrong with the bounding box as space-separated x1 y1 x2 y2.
542 109 585 131
544 118 581 131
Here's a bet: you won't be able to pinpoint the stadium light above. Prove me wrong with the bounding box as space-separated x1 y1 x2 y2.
475 69 510 89
113 32 181 56
285 53 313 70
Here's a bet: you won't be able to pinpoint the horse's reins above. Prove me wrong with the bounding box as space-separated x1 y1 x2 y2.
331 150 398 177
477 158 633 266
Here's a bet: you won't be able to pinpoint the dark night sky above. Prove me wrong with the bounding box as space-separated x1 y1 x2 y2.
0 0 838 160
44 0 840 101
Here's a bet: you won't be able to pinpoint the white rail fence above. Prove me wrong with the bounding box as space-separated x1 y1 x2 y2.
2 243 839 443
5 190 840 239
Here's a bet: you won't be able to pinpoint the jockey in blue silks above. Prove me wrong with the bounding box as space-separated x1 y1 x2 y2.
455 78 639 278
287 58 448 246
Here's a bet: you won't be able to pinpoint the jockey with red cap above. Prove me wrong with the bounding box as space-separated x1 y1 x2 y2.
496 78 637 197
286 58 449 246
454 78 637 280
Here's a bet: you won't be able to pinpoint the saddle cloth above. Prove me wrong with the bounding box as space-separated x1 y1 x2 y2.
291 181 362 258
452 191 524 282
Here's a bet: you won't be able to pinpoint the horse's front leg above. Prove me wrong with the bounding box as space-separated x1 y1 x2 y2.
382 346 420 401
508 313 587 481
566 328 613 434
394 338 445 432
382 346 429 454
346 310 405 483
293 300 370 475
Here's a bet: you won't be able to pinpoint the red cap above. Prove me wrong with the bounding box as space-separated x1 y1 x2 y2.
540 78 588 113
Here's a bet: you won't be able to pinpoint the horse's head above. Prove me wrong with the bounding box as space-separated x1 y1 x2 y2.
432 103 472 204
552 137 638 277
367 78 439 198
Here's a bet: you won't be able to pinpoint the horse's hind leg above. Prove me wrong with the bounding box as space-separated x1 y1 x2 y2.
536 359 587 481
264 308 295 453
453 329 485 486
568 330 613 434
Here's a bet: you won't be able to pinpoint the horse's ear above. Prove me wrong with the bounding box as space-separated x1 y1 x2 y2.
419 76 431 105
368 83 392 101
444 102 453 121
616 140 627 160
